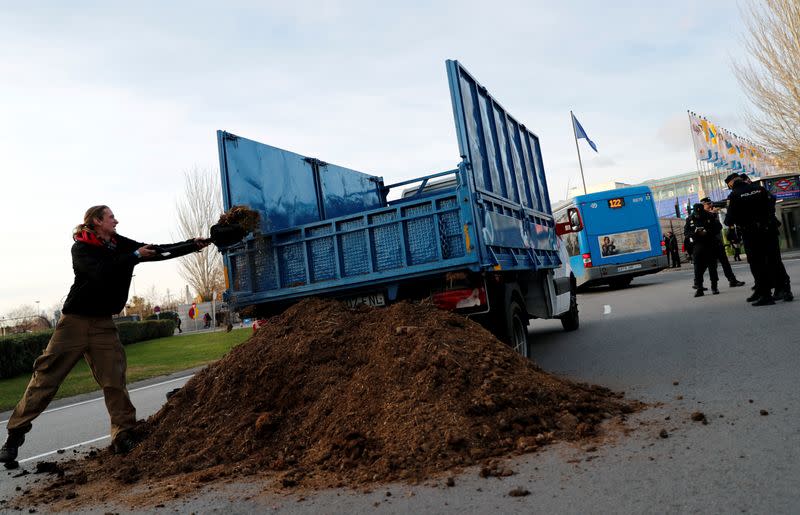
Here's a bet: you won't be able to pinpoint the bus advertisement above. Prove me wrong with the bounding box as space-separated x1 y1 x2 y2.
554 186 668 288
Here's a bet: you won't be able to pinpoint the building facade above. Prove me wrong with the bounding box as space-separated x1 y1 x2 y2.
757 173 800 250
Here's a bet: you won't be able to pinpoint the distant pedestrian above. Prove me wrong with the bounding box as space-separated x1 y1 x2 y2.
667 231 680 268
175 314 183 333
203 312 212 328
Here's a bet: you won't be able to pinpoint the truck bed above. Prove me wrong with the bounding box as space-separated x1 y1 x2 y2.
219 60 563 311
223 180 479 307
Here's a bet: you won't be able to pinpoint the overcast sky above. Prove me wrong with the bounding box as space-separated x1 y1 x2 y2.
0 0 753 317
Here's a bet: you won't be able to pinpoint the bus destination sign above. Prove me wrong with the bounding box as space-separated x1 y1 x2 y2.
607 198 625 209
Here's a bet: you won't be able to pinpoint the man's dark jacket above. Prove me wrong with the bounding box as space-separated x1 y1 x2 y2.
684 207 721 251
724 181 776 234
62 234 199 317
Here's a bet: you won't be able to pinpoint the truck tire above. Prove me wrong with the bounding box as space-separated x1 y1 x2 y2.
504 300 530 359
560 284 579 332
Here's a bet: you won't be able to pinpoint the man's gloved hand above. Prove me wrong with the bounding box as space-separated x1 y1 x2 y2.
136 245 157 259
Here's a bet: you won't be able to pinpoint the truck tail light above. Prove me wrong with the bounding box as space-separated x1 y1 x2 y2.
661 241 667 255
582 253 593 268
433 287 487 311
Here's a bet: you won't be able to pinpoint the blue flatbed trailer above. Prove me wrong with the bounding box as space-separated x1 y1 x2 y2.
217 60 582 356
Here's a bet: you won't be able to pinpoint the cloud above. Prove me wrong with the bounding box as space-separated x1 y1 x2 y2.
657 114 692 151
0 1 752 315
588 155 618 168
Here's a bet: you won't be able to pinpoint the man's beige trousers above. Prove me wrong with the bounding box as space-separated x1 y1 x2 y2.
7 315 136 443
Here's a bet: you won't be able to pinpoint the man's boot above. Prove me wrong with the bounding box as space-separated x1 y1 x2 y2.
751 295 775 306
112 432 140 455
694 287 705 297
729 280 745 287
0 432 25 464
774 287 793 302
711 284 720 295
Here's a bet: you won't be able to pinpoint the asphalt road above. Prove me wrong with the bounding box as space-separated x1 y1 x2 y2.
0 371 196 465
1 258 798 514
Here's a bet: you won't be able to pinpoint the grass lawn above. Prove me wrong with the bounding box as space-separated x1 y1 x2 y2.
0 328 252 412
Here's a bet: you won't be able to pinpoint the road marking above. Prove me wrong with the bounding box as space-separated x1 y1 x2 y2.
1 374 193 425
603 305 612 315
18 435 110 464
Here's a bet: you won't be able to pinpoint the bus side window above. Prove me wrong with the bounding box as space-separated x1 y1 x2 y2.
557 210 581 257
569 208 583 231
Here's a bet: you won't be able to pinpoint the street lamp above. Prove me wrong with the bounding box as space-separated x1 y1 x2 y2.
35 300 40 317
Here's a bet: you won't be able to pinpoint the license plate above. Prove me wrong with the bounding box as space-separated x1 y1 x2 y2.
617 264 642 272
344 293 386 308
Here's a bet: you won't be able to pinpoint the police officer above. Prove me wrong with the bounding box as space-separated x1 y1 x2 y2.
737 173 793 301
723 173 790 305
700 197 745 288
685 203 720 297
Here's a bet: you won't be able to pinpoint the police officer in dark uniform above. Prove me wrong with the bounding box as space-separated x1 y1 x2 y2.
685 203 720 297
723 172 791 305
700 197 745 288
737 173 793 301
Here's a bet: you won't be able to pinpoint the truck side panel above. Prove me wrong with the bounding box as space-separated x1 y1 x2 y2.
218 131 384 233
223 186 480 307
446 60 559 271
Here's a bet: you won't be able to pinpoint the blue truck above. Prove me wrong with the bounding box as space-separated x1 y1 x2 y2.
216 60 584 357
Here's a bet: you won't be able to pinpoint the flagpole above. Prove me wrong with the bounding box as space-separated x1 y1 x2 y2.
571 111 587 194
688 110 704 201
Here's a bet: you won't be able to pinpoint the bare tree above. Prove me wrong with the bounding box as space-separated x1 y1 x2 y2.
735 0 800 170
175 167 225 301
2 304 51 333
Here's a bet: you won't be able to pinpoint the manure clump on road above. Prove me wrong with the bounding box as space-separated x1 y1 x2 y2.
26 298 638 507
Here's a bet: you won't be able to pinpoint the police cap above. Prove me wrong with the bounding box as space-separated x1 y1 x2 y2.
724 172 741 185
699 197 711 203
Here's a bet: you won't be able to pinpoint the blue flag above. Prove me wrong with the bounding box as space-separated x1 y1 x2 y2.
572 113 598 152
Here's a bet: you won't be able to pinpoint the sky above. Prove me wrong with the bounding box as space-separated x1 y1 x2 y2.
0 0 755 318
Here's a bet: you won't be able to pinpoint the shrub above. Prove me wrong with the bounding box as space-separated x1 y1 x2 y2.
116 320 175 345
0 319 176 379
146 311 179 322
0 331 53 379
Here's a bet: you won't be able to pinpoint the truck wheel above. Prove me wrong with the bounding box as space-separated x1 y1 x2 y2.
505 300 530 359
560 286 579 332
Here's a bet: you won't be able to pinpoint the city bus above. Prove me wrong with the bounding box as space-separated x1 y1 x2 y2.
553 186 668 288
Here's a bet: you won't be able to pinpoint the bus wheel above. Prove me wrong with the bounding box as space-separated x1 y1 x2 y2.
560 286 579 332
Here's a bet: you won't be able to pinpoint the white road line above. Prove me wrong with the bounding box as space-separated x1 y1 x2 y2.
18 435 110 464
603 304 612 315
1 374 193 425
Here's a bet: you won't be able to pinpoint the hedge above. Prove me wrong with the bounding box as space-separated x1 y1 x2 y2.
0 319 176 379
146 311 179 322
